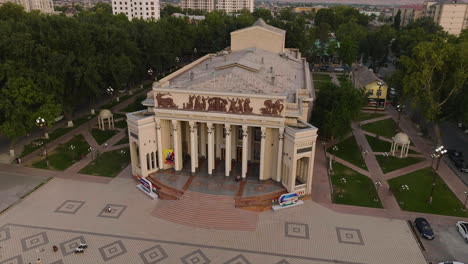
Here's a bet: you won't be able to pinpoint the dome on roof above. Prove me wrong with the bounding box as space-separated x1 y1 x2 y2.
393 132 410 145
99 109 113 118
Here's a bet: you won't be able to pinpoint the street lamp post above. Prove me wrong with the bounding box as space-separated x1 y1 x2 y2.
375 81 384 113
396 104 405 125
374 181 382 202
35 117 49 167
428 145 447 204
175 57 180 70
463 191 468 210
69 144 76 161
193 48 197 61
88 147 95 161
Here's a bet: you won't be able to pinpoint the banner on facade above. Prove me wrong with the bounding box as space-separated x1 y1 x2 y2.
164 149 175 164
272 189 306 211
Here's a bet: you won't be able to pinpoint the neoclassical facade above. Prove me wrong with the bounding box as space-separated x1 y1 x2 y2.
127 19 318 195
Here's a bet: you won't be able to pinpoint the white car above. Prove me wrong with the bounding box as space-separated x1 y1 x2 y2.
456 221 468 242
439 262 464 264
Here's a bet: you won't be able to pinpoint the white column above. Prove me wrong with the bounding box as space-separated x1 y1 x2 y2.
276 128 284 182
225 124 231 177
207 123 214 175
155 119 163 169
172 120 180 171
195 123 199 168
216 124 222 159
259 127 266 181
200 123 206 158
306 141 317 195
242 125 248 179
189 121 196 174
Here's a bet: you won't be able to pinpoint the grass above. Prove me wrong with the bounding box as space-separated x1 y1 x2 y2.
113 113 127 120
312 73 332 81
79 147 130 177
32 134 90 171
114 136 128 146
90 129 118 145
366 135 419 154
356 112 387 122
376 155 425 174
121 95 146 112
328 136 367 170
361 118 399 139
314 81 333 92
115 120 127 129
331 162 383 208
389 168 468 217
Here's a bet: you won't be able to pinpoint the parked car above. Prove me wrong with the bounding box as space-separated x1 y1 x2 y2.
448 149 463 159
319 65 329 72
438 261 464 264
334 67 344 72
452 158 468 173
414 217 435 240
456 221 468 242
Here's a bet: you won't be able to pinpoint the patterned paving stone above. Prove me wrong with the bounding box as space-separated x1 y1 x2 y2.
50 260 64 264
276 260 291 264
98 240 127 261
224 254 252 264
59 235 87 256
98 204 127 219
0 227 11 242
0 255 23 264
54 200 85 214
285 222 310 239
336 227 364 245
139 245 168 264
20 232 49 251
181 249 211 264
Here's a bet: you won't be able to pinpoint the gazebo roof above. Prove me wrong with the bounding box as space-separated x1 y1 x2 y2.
393 132 410 145
99 109 113 118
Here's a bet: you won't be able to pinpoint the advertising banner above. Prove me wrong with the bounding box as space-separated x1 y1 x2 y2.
164 149 174 164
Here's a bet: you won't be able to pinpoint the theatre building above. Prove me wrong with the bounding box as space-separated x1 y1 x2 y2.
127 19 318 197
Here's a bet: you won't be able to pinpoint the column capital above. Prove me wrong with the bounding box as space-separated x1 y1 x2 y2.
242 125 248 137
207 122 213 133
278 127 284 139
171 120 178 128
224 124 231 135
261 127 266 138
189 121 196 132
155 118 161 129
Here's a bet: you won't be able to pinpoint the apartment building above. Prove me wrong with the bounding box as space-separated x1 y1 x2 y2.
181 0 254 13
1 0 54 13
423 0 468 35
112 0 160 20
393 4 424 27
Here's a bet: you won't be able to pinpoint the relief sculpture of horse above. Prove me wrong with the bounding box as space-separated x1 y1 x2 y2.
260 99 284 116
156 93 178 109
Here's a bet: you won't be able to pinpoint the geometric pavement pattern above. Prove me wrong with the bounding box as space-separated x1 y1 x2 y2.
0 227 11 242
0 255 23 264
59 235 87 256
181 249 211 264
139 245 168 264
284 222 310 240
336 227 365 246
98 240 128 261
54 200 85 214
1 224 365 264
97 204 127 219
224 254 252 264
20 232 49 252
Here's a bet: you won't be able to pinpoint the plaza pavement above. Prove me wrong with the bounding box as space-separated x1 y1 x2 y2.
0 173 427 264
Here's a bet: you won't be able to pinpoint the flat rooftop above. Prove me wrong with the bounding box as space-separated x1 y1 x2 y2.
159 48 306 102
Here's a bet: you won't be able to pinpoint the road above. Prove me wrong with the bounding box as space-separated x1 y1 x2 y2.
440 121 468 186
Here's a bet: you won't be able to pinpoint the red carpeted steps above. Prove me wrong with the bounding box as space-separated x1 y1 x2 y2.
152 191 258 231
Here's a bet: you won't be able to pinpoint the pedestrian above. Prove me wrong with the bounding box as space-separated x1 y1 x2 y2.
104 143 108 148
106 206 112 213
36 258 42 264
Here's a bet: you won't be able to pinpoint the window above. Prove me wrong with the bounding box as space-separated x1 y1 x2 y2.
151 12 154 15
367 89 374 95
150 2 153 4
151 7 154 10
146 7 148 10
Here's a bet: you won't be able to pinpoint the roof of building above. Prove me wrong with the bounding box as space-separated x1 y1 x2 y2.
99 109 113 118
232 18 286 36
160 47 305 102
398 4 424 10
351 65 384 88
393 132 410 144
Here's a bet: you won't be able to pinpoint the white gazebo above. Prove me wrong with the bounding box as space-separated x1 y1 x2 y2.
98 109 114 130
390 132 411 158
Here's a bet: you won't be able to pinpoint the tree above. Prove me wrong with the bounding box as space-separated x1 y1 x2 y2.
393 10 401 31
252 8 273 23
338 37 358 66
311 81 366 140
401 37 468 143
363 25 396 72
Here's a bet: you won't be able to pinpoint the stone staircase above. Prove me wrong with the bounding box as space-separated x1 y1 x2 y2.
235 189 287 212
152 191 258 231
147 174 184 200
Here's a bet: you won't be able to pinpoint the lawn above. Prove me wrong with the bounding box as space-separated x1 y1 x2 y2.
115 120 127 129
328 136 367 170
314 81 333 92
121 96 147 112
90 129 118 145
32 134 90 171
389 168 468 217
356 112 387 122
113 113 127 120
79 147 131 177
312 73 332 81
331 162 383 208
361 118 399 139
114 136 129 146
376 155 425 174
366 135 419 154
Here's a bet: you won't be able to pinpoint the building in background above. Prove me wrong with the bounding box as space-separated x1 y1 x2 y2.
423 0 468 35
393 4 423 27
181 0 254 13
171 12 205 23
127 19 317 197
1 0 54 13
351 65 388 111
112 0 159 20
292 6 323 13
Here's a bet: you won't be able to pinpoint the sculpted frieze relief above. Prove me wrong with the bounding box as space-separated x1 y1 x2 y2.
156 93 284 116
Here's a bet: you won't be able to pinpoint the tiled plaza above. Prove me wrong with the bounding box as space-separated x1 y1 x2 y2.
0 176 427 264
